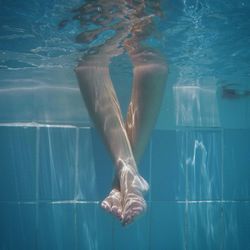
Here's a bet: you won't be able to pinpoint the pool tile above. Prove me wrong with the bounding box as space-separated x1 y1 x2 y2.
150 202 186 250
76 203 113 250
0 87 34 122
156 80 176 130
173 83 220 128
91 129 114 201
37 203 75 250
39 127 76 201
0 127 36 202
180 130 222 201
76 128 98 201
219 87 248 129
247 99 250 128
0 203 36 250
91 128 153 201
33 82 88 125
223 202 250 250
151 130 185 201
138 142 151 201
113 204 151 250
187 202 223 250
223 129 250 200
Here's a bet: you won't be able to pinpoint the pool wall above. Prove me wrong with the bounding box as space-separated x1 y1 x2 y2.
0 122 249 249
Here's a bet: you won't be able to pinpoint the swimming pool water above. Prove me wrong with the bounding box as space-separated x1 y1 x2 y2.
0 0 250 249
0 126 250 249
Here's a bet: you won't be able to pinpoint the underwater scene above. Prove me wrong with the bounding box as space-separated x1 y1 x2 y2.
0 0 250 249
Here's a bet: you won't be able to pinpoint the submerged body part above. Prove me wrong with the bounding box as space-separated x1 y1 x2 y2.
73 0 167 225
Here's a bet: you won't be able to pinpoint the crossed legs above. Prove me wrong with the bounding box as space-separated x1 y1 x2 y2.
75 53 167 225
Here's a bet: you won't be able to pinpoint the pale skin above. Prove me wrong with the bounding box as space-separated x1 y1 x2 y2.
73 0 166 227
75 49 167 225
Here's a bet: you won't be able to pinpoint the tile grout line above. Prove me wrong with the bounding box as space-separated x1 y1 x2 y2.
2 200 250 205
221 128 224 202
112 217 115 250
185 131 189 250
0 122 91 129
74 128 79 199
149 139 153 203
221 128 225 250
35 127 40 250
74 128 79 250
2 123 248 130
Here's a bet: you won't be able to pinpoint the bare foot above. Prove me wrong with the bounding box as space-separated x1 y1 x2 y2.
101 188 123 220
119 167 149 226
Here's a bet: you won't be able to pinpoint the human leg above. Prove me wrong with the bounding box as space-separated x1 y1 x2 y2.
75 57 149 224
115 50 167 224
108 50 168 224
126 51 168 163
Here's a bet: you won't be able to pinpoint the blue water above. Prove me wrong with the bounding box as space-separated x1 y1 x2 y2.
0 0 250 249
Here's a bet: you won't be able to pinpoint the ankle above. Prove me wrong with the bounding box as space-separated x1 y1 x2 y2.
112 175 120 190
116 158 138 176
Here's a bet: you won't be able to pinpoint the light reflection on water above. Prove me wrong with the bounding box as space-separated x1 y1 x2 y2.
174 81 220 127
0 0 249 127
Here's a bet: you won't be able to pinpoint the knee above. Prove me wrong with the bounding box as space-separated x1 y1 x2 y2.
130 49 167 70
153 62 168 75
134 61 168 80
75 55 110 72
74 65 82 74
74 61 101 75
74 64 89 76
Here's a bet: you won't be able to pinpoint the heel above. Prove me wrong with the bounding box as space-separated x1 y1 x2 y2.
133 175 149 194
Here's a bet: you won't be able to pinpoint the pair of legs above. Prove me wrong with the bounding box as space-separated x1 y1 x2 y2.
75 50 167 225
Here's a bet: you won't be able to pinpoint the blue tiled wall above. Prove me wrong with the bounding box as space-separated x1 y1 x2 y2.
0 126 250 250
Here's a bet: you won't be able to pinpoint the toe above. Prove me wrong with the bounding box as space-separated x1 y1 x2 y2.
122 215 133 226
101 189 123 220
101 200 111 212
121 195 147 226
132 206 144 213
112 206 122 220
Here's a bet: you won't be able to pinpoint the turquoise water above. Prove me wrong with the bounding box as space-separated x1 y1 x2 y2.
0 0 250 249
